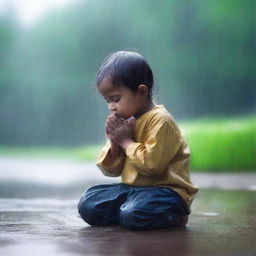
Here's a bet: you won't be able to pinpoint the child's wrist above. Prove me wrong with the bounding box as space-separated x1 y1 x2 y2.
110 141 120 151
119 139 133 151
109 142 121 160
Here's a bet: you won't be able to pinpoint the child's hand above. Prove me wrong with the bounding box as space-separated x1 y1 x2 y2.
105 114 136 150
105 113 125 137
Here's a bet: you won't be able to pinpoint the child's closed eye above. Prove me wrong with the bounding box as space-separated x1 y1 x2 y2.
108 95 121 103
112 98 120 103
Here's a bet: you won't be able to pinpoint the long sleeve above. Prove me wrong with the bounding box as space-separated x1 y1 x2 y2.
96 140 125 177
125 121 182 177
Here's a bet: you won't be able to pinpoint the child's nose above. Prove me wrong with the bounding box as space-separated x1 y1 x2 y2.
108 103 117 113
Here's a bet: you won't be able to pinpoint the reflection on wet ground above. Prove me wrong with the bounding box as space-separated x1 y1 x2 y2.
0 188 255 256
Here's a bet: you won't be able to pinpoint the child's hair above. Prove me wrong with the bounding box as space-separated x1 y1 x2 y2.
96 51 154 98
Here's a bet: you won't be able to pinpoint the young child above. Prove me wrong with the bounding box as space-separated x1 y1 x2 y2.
78 51 198 230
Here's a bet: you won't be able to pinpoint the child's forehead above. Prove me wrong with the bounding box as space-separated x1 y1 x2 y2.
98 78 122 95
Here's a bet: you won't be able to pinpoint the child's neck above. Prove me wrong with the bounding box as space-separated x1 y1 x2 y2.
134 100 155 119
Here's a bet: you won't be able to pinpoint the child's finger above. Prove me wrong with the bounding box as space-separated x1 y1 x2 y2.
115 117 124 126
105 126 110 135
106 115 115 125
109 117 122 128
119 117 125 124
106 120 115 131
106 119 113 130
127 117 136 127
107 118 116 127
108 115 119 125
109 113 118 121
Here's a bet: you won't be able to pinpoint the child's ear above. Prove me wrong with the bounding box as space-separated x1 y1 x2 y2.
137 84 149 98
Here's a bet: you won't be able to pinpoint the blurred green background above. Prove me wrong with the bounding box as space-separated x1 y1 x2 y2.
0 0 255 171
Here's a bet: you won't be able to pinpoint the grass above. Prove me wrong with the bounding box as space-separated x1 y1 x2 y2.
0 145 101 161
179 115 256 171
0 115 255 172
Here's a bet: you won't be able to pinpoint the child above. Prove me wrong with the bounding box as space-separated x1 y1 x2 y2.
78 51 198 230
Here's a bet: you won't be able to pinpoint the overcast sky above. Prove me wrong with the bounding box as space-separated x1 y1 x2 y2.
0 0 81 27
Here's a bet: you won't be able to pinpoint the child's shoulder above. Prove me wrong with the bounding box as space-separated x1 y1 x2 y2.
147 105 175 122
140 105 179 130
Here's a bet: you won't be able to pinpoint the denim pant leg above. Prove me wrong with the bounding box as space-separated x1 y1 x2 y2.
78 183 130 226
119 186 189 230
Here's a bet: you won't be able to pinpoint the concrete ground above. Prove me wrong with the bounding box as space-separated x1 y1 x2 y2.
0 157 255 256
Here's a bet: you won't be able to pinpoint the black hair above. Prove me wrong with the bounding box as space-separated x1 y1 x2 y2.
95 51 154 98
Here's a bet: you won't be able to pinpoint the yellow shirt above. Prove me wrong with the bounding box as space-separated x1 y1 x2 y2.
96 105 198 210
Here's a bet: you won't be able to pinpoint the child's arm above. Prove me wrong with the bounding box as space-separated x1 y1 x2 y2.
108 116 182 177
109 141 122 162
96 140 125 177
125 122 182 176
96 115 125 177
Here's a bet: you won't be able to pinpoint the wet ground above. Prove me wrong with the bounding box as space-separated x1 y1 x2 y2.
0 158 256 256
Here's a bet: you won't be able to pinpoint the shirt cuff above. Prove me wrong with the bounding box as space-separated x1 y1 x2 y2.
96 146 123 169
125 142 141 157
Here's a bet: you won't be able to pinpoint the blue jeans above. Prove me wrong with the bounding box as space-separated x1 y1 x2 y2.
78 183 189 230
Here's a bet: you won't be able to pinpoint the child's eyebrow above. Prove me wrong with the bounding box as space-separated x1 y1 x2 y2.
103 94 120 102
108 94 120 100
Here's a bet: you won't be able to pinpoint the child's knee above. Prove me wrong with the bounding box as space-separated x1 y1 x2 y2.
78 191 120 226
78 195 95 225
119 205 189 230
119 208 140 230
120 206 151 230
173 215 188 227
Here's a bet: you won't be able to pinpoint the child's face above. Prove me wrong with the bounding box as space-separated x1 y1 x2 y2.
98 78 145 119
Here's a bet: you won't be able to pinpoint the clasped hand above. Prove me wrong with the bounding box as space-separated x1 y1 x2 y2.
105 113 136 149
